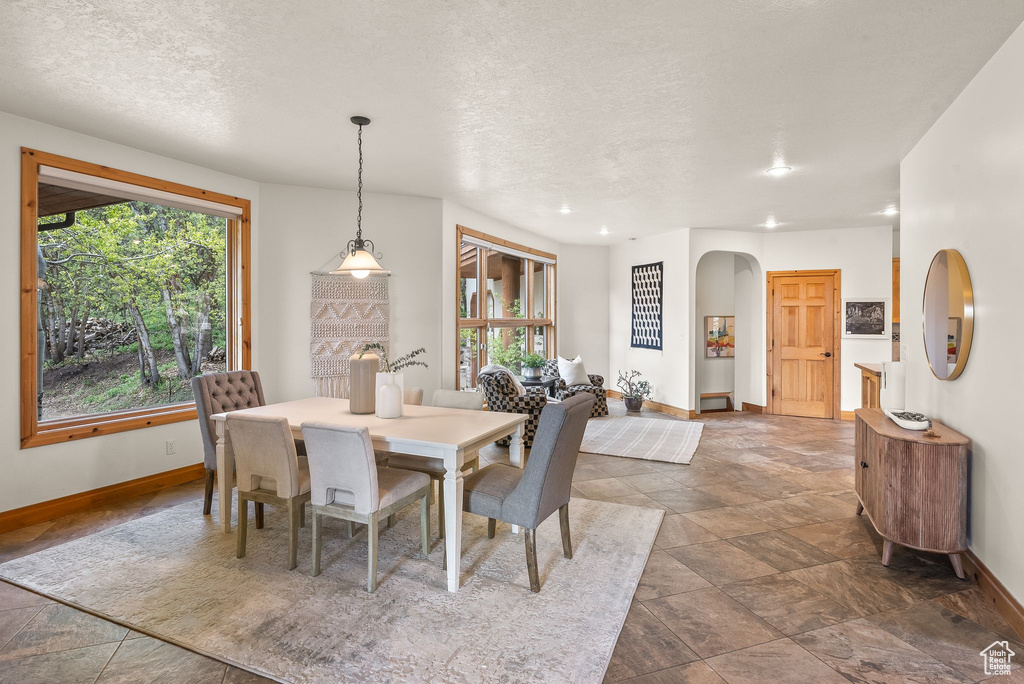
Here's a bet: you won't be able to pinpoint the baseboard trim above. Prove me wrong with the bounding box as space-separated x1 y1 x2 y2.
963 550 1024 640
841 411 856 421
741 402 765 414
0 463 206 535
606 390 697 419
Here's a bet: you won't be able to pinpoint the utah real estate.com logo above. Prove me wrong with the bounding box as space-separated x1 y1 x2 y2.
980 640 1015 677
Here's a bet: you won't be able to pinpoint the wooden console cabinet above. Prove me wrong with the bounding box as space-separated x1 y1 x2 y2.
854 408 970 578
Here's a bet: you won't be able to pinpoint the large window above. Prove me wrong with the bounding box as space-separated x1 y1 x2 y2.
20 148 251 448
456 225 556 389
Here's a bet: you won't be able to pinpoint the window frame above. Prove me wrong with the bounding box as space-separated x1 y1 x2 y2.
20 147 252 449
455 224 556 389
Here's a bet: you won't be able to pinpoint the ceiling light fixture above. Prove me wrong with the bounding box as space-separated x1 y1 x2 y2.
882 206 899 216
330 116 390 279
560 205 572 214
599 226 610 235
765 165 792 177
764 217 779 229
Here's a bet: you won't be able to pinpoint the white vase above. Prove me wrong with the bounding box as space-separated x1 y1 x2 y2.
375 372 404 419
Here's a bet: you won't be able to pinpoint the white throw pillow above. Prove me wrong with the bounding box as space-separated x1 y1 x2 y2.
558 355 592 387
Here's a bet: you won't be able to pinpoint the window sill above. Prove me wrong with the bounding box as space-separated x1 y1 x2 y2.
22 402 198 449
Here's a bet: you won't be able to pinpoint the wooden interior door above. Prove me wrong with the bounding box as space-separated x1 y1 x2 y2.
769 272 838 418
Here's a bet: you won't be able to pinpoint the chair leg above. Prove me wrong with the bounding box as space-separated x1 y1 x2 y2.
346 521 355 538
300 501 306 528
203 469 215 516
524 528 540 593
388 513 396 529
487 518 496 539
367 513 379 593
255 502 264 529
287 499 299 571
312 512 323 577
437 479 446 540
421 495 430 555
236 494 248 559
559 503 573 559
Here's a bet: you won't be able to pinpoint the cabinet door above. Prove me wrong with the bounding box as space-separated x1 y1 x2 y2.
855 418 885 532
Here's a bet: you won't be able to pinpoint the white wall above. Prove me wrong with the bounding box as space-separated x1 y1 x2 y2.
557 245 610 381
257 184 444 403
608 230 691 408
762 226 893 412
610 225 891 413
0 111 261 512
695 252 736 408
901 22 1024 603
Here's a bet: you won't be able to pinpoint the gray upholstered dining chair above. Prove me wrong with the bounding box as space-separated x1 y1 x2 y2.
192 370 266 519
301 423 432 592
192 370 305 524
461 393 594 592
385 389 484 541
227 413 312 571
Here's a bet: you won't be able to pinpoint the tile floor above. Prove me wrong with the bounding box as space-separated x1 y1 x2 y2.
0 400 1019 683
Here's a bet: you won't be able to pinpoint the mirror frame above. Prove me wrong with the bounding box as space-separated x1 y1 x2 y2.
922 249 974 381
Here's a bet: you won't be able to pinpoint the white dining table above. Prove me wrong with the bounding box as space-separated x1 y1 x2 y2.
211 396 527 592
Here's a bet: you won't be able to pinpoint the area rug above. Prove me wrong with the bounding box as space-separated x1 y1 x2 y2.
0 497 661 684
582 415 703 464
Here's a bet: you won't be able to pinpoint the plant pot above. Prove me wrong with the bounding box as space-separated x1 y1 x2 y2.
375 372 404 419
624 396 644 412
349 351 378 414
522 366 542 379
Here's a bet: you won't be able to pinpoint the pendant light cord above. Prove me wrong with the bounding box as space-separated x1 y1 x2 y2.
356 123 363 241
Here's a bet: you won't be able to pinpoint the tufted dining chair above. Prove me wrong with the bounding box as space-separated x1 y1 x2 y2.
192 371 305 524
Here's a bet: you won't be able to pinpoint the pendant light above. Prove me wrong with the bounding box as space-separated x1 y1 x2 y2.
331 116 390 278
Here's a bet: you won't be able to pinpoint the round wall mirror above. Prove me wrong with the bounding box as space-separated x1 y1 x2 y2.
922 249 974 380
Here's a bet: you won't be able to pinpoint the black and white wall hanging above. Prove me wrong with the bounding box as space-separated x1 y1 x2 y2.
631 261 664 350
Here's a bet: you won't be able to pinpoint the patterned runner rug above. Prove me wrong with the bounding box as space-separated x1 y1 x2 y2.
582 415 704 464
0 497 661 684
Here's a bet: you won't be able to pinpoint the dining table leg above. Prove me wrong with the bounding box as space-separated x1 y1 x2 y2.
443 447 465 592
509 422 525 534
215 421 235 533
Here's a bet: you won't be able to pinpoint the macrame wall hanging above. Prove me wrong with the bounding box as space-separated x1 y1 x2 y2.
309 272 389 398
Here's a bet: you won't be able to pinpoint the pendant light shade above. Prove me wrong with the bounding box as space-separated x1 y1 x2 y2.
330 116 390 278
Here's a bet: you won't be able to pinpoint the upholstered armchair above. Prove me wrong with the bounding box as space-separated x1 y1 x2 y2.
477 371 547 447
462 394 595 592
542 359 609 418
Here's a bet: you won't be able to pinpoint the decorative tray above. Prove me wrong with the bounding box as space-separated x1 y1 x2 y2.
883 409 932 431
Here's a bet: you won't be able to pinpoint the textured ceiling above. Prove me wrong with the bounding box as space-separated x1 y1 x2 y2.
2 1 1022 243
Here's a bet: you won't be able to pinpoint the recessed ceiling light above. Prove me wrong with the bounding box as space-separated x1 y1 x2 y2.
765 165 792 177
559 205 572 214
764 217 779 229
882 206 899 216
599 226 610 235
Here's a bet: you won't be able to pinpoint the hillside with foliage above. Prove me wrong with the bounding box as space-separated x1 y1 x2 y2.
38 201 227 419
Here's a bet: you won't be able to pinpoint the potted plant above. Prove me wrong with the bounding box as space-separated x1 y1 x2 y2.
522 352 546 379
617 370 652 412
358 344 428 419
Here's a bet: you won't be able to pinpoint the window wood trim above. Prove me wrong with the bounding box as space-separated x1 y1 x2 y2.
20 147 252 449
455 224 556 389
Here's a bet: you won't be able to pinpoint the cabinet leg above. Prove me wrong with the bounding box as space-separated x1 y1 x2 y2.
881 540 894 566
949 553 966 579
855 501 863 516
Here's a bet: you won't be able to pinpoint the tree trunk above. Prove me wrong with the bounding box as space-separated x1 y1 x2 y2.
192 292 212 373
162 289 194 380
66 303 79 357
50 298 66 363
127 302 160 385
75 303 91 360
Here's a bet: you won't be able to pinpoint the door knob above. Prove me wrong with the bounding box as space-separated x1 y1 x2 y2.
820 352 832 357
